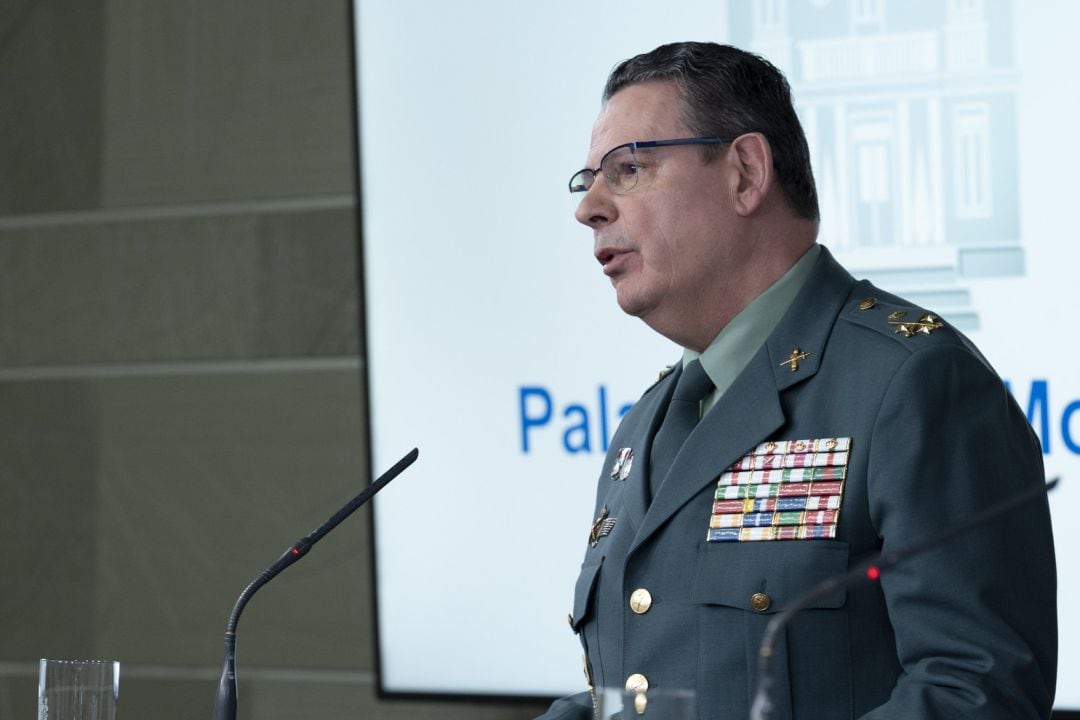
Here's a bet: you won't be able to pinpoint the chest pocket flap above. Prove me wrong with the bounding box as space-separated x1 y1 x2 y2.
570 556 604 631
691 541 849 613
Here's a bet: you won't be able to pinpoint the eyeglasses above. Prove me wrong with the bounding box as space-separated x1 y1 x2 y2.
568 136 734 199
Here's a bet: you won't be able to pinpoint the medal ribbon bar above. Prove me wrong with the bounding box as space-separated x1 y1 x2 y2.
707 437 851 543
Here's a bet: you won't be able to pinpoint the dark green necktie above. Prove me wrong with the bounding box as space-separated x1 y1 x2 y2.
648 359 714 501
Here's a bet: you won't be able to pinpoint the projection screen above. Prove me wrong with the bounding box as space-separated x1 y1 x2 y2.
354 1 1078 711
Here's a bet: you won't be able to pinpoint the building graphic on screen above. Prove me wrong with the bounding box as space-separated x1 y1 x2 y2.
728 0 1021 331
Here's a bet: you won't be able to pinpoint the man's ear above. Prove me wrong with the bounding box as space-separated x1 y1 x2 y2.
728 132 773 217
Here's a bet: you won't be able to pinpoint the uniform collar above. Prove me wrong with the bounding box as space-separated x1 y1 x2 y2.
684 244 822 413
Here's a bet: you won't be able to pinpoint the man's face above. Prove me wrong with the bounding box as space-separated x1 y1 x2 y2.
575 82 744 341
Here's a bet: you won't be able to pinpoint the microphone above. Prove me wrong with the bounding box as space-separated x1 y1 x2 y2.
749 476 1060 720
212 447 419 720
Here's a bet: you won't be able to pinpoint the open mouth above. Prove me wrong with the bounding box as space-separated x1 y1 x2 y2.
596 247 629 272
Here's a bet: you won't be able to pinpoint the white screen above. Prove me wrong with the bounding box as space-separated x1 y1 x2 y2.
355 1 1079 709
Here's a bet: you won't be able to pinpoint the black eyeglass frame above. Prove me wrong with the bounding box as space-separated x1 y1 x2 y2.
568 136 735 195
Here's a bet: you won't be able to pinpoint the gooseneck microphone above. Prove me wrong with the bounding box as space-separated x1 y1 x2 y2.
749 476 1059 720
212 448 419 720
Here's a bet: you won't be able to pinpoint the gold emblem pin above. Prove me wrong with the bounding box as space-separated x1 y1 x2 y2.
589 506 608 546
888 310 907 320
589 506 616 547
781 347 812 372
858 297 877 310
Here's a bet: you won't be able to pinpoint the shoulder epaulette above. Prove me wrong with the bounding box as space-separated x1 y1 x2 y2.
841 286 958 348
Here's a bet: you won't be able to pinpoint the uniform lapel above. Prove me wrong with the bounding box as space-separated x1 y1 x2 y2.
628 348 784 555
611 369 678 533
627 247 854 556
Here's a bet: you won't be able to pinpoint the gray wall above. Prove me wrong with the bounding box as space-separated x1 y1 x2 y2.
0 2 550 718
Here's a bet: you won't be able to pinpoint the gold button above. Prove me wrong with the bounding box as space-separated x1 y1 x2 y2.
858 297 877 310
629 588 653 614
625 673 649 692
751 592 771 612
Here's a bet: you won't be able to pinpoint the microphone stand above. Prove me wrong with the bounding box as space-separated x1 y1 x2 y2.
749 476 1059 720
212 448 419 720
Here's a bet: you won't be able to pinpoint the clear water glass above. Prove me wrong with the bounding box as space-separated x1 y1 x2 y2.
38 659 119 720
595 687 696 719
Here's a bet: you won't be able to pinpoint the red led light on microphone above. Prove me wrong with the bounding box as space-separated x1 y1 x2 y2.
866 566 880 581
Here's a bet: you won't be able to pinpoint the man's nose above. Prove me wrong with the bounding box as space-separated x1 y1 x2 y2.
574 178 617 228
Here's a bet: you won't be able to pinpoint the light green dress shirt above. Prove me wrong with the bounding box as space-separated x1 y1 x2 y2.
684 244 821 416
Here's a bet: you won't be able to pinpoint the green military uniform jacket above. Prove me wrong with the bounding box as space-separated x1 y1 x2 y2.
539 247 1056 719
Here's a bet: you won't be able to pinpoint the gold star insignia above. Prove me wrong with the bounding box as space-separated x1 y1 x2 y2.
916 313 944 334
889 312 944 337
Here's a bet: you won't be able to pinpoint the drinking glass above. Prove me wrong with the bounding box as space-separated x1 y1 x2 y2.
595 687 696 719
38 659 119 720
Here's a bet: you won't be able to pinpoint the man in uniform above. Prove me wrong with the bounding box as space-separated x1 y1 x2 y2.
538 42 1056 719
